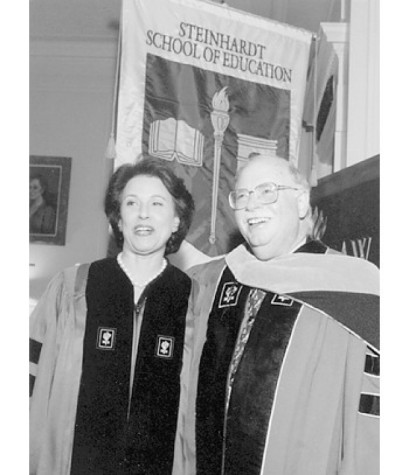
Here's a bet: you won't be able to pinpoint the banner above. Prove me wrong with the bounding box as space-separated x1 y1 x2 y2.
116 0 313 255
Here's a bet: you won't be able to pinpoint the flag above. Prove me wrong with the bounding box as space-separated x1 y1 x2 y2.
301 28 339 182
116 0 313 255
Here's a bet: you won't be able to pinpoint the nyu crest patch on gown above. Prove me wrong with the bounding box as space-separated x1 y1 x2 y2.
96 327 116 350
155 335 175 358
219 282 243 308
270 294 294 306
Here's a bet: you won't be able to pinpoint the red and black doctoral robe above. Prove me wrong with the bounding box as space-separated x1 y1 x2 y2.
173 240 380 475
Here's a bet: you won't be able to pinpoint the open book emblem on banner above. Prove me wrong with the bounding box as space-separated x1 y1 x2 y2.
149 118 204 167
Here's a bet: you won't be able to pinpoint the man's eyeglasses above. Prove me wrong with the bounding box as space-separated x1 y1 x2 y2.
228 182 301 210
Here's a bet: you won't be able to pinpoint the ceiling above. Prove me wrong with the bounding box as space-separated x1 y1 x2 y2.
30 0 344 41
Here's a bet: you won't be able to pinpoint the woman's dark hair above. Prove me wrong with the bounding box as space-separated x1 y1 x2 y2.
104 155 195 255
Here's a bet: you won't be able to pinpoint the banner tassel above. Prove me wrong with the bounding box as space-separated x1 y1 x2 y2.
105 132 117 159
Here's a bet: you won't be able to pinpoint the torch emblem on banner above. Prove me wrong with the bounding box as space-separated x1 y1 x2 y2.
209 87 230 245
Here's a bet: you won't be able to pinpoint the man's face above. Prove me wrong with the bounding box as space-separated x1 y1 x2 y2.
234 157 306 260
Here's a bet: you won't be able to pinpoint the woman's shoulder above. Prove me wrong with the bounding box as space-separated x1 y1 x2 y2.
165 262 192 288
39 264 86 301
88 256 117 270
59 258 115 291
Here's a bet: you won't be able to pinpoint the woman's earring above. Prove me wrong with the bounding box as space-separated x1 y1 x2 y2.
173 218 180 233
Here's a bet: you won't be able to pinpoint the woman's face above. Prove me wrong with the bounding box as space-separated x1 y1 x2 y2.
30 179 43 201
119 174 180 258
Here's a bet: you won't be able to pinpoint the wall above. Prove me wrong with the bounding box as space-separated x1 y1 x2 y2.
30 39 117 301
345 0 379 166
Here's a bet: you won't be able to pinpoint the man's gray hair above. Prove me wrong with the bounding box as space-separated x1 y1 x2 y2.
243 153 310 191
284 159 310 191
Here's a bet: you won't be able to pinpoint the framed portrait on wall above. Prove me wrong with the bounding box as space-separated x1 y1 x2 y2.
29 155 72 245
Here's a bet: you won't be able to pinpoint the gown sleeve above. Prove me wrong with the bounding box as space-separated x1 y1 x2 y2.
29 271 66 398
29 265 88 475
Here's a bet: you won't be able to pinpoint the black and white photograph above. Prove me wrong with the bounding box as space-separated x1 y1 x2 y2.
22 0 386 474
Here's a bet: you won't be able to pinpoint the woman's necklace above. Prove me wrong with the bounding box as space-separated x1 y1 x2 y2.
117 252 167 288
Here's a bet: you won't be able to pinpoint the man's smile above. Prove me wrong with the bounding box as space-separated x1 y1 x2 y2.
247 217 271 227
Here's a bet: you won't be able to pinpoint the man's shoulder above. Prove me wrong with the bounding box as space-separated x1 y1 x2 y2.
298 239 342 256
187 257 226 283
298 240 379 281
320 248 379 279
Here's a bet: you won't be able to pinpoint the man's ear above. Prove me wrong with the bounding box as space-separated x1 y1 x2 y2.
297 190 310 219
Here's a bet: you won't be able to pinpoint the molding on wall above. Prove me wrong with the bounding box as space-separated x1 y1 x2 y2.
320 22 348 42
30 37 118 59
30 38 118 94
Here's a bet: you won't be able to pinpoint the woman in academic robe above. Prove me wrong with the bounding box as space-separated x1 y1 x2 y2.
29 156 195 475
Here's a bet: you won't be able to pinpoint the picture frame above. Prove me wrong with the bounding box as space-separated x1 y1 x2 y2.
29 155 72 245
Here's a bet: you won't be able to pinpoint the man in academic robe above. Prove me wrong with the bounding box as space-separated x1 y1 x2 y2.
173 154 379 475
